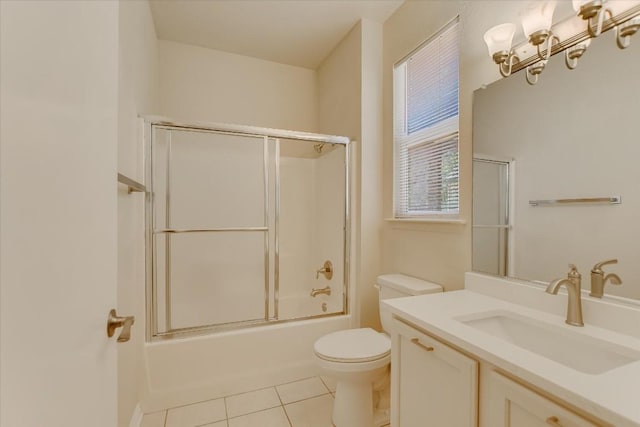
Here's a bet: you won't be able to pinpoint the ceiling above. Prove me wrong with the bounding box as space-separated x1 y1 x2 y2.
149 0 404 69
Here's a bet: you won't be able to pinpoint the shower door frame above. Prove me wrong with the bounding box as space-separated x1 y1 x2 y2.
142 116 351 341
472 154 514 277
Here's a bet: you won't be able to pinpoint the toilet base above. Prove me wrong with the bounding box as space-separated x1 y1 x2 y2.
373 407 391 427
329 364 389 427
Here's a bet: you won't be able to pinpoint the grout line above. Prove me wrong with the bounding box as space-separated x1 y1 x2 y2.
163 395 226 412
225 383 279 399
274 382 294 427
163 408 168 427
226 401 283 421
319 376 334 393
281 391 331 406
223 394 229 423
274 375 315 388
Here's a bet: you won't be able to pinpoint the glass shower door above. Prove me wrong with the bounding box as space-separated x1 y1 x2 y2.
145 120 350 339
151 128 270 334
472 157 510 276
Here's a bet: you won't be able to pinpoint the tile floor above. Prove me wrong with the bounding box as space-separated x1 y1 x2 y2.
141 376 339 427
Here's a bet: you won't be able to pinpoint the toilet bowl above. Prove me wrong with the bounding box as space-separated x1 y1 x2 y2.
315 328 390 427
313 274 443 427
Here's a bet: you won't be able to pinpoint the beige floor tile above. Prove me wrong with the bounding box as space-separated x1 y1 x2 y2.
165 398 226 427
276 377 329 404
199 421 228 427
225 387 281 418
285 394 334 427
228 406 290 427
141 411 166 427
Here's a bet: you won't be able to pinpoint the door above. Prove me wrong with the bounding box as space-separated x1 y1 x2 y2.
392 320 478 427
1 2 119 426
487 371 598 427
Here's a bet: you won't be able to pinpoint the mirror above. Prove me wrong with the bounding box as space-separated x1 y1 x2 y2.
472 29 640 301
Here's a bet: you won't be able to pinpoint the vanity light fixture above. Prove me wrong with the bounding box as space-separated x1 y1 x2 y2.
525 59 548 85
565 38 591 69
522 1 558 61
484 0 640 85
573 0 610 37
483 23 519 77
616 16 640 49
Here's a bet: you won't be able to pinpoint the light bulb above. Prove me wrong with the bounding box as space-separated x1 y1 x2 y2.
483 23 516 58
521 0 557 38
573 0 592 12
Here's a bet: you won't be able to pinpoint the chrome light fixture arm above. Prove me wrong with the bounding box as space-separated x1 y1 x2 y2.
525 60 547 86
565 41 590 69
529 30 559 62
616 17 640 49
578 1 612 38
494 51 519 77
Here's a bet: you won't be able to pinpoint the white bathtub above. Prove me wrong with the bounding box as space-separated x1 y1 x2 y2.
278 292 343 319
142 313 352 412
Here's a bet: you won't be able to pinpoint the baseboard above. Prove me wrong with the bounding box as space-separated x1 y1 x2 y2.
128 403 144 427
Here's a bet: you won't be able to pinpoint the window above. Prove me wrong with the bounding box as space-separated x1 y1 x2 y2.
393 17 459 218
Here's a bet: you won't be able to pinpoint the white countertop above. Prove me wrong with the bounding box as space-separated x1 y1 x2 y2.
382 288 640 426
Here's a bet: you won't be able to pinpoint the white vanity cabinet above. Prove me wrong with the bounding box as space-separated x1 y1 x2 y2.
391 319 478 427
486 371 598 427
391 317 607 427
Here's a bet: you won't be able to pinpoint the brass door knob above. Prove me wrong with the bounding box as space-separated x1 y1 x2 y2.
107 309 135 342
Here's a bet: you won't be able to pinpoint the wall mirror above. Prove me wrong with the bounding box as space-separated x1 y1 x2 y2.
472 28 640 301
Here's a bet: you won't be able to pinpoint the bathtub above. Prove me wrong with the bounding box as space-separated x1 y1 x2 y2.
278 292 343 319
142 312 352 412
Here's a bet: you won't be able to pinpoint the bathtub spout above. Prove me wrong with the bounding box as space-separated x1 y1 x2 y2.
311 286 331 297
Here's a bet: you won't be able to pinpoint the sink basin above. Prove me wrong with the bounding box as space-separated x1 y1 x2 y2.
457 311 640 374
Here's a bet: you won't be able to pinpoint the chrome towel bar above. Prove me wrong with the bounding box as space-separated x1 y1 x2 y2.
118 173 146 194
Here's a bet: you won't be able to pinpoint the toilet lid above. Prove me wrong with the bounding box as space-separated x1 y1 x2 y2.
314 328 391 363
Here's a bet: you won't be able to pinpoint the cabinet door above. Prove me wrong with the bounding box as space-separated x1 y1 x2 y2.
487 371 598 427
392 320 478 427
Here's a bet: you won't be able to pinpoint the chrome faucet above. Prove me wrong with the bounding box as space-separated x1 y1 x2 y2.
590 259 622 298
311 286 331 297
546 264 584 327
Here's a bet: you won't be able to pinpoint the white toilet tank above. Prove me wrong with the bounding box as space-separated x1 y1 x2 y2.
377 274 443 333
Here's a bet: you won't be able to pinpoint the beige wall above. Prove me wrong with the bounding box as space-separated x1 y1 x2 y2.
117 1 159 425
359 20 385 329
317 21 363 325
158 40 318 132
317 19 384 329
381 1 517 291
318 21 385 329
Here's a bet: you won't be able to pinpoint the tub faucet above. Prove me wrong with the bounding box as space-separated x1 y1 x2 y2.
316 260 333 280
311 286 331 297
590 259 622 298
546 264 584 327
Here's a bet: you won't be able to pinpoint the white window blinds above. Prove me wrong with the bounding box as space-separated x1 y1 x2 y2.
394 17 460 217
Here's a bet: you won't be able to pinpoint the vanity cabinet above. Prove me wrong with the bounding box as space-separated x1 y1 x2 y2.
391 319 478 427
486 371 598 427
392 317 607 427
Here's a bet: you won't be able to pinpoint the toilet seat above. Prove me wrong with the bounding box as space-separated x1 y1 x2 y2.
314 328 390 363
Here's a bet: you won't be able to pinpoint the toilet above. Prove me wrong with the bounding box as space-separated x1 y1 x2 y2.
314 274 443 427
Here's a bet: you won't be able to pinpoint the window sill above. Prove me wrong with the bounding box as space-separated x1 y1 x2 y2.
384 217 467 225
